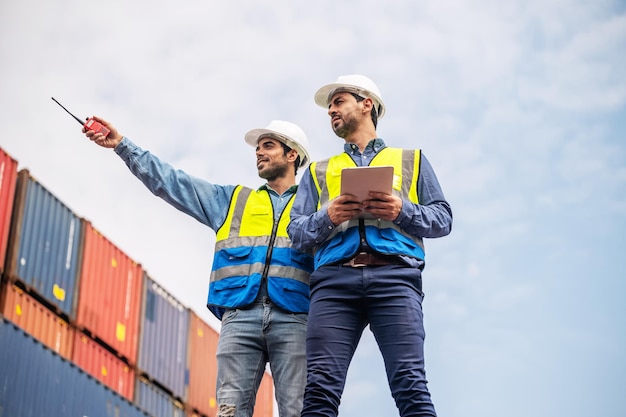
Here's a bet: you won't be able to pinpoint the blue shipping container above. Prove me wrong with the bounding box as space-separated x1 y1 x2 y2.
137 273 190 400
0 318 149 417
4 170 83 318
135 377 185 417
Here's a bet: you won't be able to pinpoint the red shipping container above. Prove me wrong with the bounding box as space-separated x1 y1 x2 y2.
253 373 274 417
0 282 74 359
0 148 18 274
186 311 219 417
76 221 143 364
72 331 135 401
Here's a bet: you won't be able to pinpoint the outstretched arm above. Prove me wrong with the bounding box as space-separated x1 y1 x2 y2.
82 116 236 231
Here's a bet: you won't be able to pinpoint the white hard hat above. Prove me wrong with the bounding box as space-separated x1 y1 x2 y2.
244 120 311 168
314 74 385 119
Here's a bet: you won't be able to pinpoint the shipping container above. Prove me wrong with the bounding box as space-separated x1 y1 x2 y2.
0 282 74 359
76 220 143 363
187 311 219 417
0 147 18 275
184 371 274 417
4 169 83 318
135 376 186 417
72 331 136 401
137 273 190 400
0 318 149 417
253 373 275 417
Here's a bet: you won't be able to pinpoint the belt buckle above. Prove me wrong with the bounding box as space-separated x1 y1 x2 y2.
348 252 369 267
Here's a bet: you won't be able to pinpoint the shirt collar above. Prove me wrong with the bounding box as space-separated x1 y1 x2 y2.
258 183 298 195
343 138 386 155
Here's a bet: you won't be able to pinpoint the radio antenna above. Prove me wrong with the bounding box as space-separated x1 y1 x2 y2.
51 97 85 126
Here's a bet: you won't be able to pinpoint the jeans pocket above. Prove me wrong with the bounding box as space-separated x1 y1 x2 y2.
221 308 239 325
290 312 308 325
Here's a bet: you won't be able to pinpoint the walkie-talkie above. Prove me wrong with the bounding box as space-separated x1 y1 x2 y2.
51 97 110 137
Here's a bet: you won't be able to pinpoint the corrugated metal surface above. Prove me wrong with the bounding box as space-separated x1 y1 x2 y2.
138 273 190 400
0 318 148 417
0 282 74 359
2 151 277 417
187 311 219 417
72 331 136 401
0 147 18 275
253 373 275 417
135 376 186 417
4 169 83 318
76 221 143 363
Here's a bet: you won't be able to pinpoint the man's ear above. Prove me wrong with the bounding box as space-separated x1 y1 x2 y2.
287 148 298 162
362 97 374 114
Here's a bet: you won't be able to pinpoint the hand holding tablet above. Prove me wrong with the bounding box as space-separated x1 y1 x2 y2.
340 166 394 218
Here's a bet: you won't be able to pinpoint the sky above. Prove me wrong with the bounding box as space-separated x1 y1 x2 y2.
1 0 625 416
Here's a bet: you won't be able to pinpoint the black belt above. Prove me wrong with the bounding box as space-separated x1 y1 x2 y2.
342 252 402 268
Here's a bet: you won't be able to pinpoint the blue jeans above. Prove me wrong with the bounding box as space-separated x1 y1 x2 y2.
301 264 436 417
216 296 308 417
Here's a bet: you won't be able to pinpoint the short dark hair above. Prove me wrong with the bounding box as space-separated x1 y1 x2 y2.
350 93 378 128
279 142 301 175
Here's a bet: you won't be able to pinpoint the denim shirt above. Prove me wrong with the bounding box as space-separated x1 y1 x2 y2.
287 138 453 263
114 137 296 231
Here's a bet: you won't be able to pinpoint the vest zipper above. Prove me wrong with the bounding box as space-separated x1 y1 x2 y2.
261 192 295 283
262 218 279 280
358 218 369 251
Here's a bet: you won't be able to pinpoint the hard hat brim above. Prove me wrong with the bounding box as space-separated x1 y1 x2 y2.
244 128 310 168
314 83 385 119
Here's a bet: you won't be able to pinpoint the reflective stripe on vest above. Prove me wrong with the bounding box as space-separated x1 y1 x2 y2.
310 148 424 267
207 186 312 319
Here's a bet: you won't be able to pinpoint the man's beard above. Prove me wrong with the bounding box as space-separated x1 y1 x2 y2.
332 115 358 139
258 162 288 181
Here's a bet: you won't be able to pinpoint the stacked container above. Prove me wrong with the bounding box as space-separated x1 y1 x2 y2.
0 146 275 417
76 220 143 363
187 311 220 417
0 283 74 359
0 148 18 275
135 376 186 417
4 169 83 319
137 273 190 401
0 318 148 417
254 373 275 417
72 331 137 400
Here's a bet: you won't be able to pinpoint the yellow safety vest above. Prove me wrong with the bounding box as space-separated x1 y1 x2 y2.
310 148 425 267
208 186 312 319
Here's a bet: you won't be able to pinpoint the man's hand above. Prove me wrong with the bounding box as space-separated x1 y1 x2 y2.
362 192 402 221
327 194 363 225
83 116 123 149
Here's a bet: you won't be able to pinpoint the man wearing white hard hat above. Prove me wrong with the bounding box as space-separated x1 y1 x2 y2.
288 75 452 417
84 118 313 417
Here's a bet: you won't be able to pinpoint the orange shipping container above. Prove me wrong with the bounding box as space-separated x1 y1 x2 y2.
253 373 274 417
76 221 143 364
72 331 135 401
0 283 74 359
187 311 219 417
0 148 18 274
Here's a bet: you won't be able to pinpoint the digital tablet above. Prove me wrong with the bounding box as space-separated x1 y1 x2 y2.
340 166 394 203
